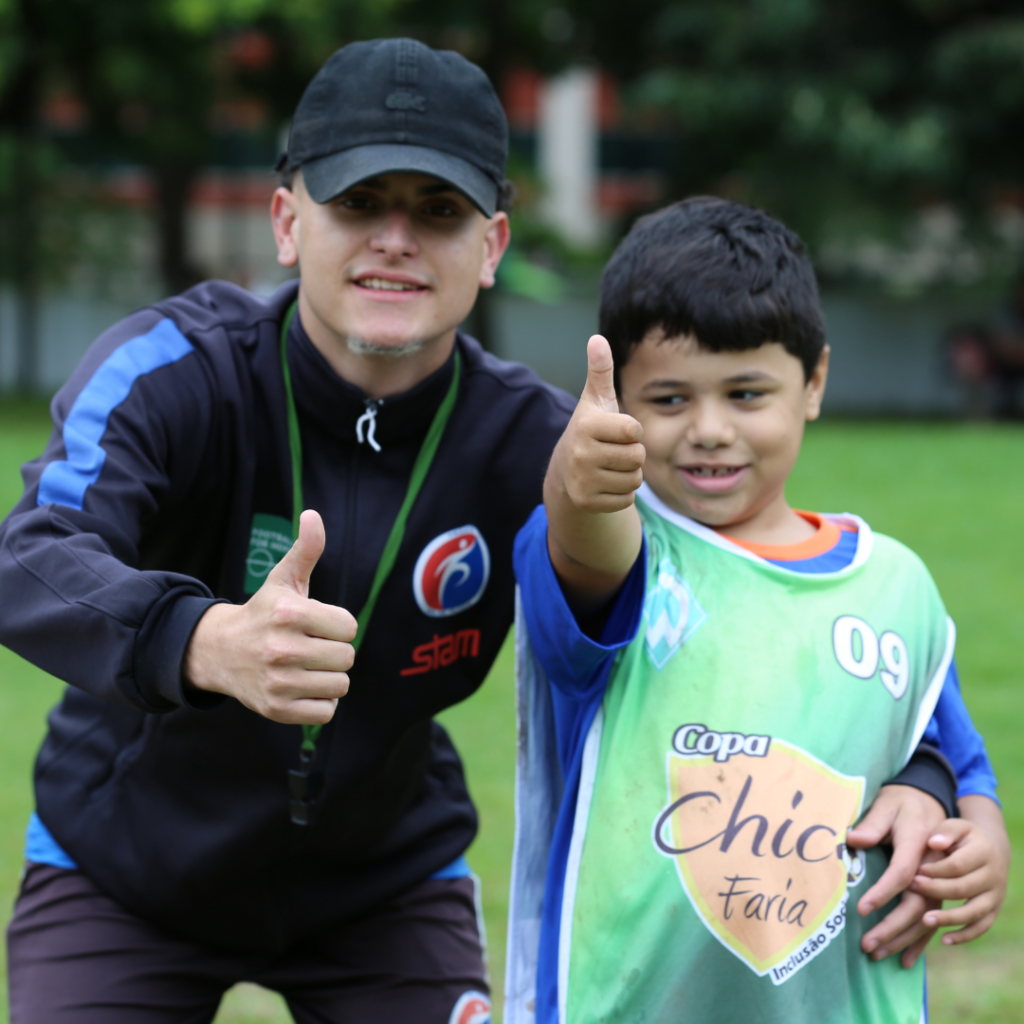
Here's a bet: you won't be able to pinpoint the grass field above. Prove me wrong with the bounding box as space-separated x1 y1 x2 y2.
0 401 1020 1022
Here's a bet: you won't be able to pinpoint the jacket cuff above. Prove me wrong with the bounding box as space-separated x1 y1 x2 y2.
888 742 958 819
135 589 228 711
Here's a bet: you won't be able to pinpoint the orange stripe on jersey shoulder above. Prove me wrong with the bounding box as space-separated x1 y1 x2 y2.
723 511 851 562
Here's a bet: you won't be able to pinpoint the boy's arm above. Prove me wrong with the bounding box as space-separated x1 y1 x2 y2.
847 656 1006 966
923 659 999 804
856 660 1004 963
544 336 645 615
913 794 1010 944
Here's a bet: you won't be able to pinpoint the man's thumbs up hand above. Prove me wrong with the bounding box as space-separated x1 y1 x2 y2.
267 508 325 599
549 335 645 515
185 510 357 724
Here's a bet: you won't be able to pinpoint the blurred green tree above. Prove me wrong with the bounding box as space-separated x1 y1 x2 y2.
0 0 412 302
568 0 1024 254
0 0 418 385
2 0 1022 387
0 0 44 389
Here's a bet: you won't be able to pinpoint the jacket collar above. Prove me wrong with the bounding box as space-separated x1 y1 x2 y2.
287 313 459 447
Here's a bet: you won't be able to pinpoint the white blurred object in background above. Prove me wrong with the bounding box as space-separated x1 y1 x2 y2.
538 68 601 248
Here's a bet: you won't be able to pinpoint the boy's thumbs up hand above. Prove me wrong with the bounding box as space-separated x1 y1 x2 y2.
550 335 645 514
582 333 621 414
184 509 357 724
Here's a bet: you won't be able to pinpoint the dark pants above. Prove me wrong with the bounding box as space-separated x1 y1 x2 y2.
7 862 490 1024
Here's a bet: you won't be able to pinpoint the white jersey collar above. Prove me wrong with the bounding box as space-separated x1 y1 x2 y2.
635 481 874 578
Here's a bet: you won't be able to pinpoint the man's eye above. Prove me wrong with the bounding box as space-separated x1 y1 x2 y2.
423 202 458 218
339 196 374 211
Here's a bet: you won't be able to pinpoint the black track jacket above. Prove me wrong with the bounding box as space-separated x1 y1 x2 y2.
0 280 575 952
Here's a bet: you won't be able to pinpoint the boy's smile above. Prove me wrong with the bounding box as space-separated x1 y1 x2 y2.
618 331 829 545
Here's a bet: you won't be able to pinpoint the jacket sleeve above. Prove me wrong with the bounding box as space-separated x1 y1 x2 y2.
887 743 958 818
0 309 225 713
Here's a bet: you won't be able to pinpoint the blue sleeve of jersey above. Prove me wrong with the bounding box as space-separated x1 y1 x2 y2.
514 505 645 698
921 659 999 804
513 504 646 779
514 504 647 1024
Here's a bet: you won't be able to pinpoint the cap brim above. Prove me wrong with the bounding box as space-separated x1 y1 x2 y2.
301 144 498 217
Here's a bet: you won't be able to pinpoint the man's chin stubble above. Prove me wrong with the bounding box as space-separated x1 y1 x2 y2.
345 336 426 359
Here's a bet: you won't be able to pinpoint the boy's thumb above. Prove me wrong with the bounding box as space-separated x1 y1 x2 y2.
268 509 325 598
583 335 619 414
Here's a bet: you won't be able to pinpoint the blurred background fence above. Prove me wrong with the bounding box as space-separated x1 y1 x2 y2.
2 0 1024 413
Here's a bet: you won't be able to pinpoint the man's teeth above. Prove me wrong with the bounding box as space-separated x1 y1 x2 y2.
690 466 739 477
358 278 421 291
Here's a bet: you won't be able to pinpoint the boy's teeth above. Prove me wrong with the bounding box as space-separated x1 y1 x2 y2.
359 277 420 291
692 466 737 477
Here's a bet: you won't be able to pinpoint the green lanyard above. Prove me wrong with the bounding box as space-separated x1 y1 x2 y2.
278 303 462 754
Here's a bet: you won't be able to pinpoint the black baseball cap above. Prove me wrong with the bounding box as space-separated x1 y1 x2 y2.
282 38 508 217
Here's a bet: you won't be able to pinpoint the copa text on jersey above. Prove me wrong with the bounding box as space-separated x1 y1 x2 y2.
672 724 771 763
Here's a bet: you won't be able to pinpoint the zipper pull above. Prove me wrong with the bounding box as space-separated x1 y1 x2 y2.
355 398 382 452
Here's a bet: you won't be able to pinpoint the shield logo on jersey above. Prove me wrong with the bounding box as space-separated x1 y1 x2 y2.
643 558 707 668
448 990 491 1024
413 526 491 618
653 735 865 985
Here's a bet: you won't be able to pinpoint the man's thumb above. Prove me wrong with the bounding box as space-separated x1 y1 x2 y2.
269 509 325 596
583 335 619 414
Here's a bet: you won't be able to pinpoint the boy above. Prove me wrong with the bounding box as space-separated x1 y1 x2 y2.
508 198 1008 1023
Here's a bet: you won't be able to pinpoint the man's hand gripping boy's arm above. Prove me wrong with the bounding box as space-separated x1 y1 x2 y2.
544 336 645 611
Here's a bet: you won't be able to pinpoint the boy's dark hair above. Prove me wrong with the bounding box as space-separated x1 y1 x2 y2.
599 197 826 382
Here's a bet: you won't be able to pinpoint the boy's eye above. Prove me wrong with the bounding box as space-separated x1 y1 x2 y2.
652 394 685 406
730 388 766 402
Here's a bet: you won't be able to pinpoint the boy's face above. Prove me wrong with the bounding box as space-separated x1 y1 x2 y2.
618 331 828 538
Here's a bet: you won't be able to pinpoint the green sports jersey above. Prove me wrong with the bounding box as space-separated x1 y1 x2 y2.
562 486 954 1024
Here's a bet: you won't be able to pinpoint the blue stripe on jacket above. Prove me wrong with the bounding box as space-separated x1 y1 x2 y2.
25 812 77 869
37 318 193 511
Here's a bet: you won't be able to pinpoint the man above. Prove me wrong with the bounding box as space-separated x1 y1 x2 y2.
0 37 959 1024
1 38 572 1023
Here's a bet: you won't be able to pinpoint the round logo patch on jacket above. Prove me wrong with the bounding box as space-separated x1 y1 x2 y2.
413 526 490 618
448 991 491 1024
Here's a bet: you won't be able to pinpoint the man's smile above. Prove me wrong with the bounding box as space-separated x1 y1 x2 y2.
352 271 430 296
358 278 423 291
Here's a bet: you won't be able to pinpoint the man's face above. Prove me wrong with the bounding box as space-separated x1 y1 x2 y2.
618 331 828 538
272 171 509 356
